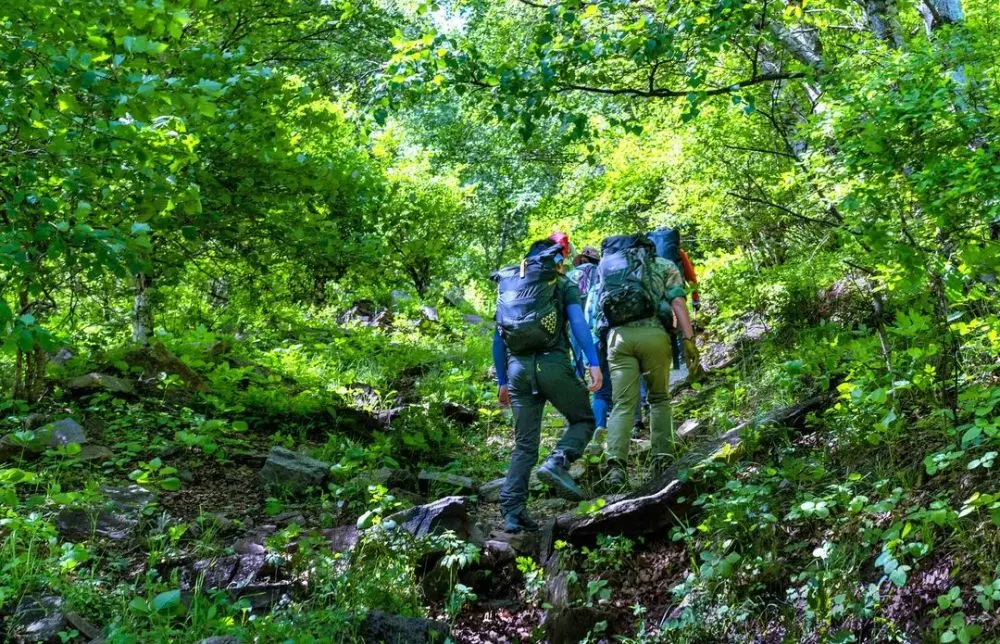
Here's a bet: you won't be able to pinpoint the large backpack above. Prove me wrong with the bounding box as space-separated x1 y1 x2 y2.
648 228 682 266
597 234 658 327
572 263 598 297
492 246 564 355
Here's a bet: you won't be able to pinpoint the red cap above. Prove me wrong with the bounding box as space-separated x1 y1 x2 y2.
549 232 571 259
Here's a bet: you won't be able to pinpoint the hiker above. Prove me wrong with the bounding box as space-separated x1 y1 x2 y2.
593 233 703 487
567 245 600 378
492 239 603 533
648 228 701 370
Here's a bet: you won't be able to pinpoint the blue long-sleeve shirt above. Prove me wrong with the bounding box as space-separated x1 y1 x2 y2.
493 303 599 386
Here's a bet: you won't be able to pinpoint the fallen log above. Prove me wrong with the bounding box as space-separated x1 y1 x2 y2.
556 391 836 541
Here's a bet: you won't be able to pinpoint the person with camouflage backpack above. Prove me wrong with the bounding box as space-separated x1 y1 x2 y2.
593 234 703 487
491 239 603 533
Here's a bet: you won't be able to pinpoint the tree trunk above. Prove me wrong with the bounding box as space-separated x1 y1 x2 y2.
132 272 154 346
918 0 964 34
11 289 47 401
856 0 904 48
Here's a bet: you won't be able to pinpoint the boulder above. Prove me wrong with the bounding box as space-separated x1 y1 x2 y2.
463 314 484 325
121 342 209 392
417 470 476 495
386 496 482 544
442 402 478 426
361 611 449 644
419 306 439 322
9 595 67 644
73 444 113 463
478 477 505 503
259 446 330 495
324 525 360 553
65 372 134 395
0 419 87 463
482 539 517 567
676 418 703 439
55 484 156 541
488 529 538 556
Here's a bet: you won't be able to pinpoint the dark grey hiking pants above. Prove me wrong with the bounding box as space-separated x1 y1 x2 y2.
499 352 596 517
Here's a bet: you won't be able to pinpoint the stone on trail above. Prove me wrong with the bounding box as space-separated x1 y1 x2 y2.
386 495 483 545
65 372 134 395
0 418 88 463
259 446 330 494
478 477 505 503
361 610 449 644
418 470 476 495
55 484 156 541
9 595 68 644
676 418 703 439
419 305 439 322
73 444 113 463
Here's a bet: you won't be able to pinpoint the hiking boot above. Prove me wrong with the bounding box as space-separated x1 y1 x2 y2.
503 511 540 534
606 460 629 489
632 420 645 439
536 453 585 501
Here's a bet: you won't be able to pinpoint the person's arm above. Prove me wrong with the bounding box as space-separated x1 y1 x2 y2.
567 304 599 366
680 250 700 308
567 303 603 392
492 328 511 406
671 298 695 340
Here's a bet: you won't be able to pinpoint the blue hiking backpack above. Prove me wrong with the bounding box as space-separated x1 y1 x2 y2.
597 234 658 327
648 228 682 266
492 246 564 355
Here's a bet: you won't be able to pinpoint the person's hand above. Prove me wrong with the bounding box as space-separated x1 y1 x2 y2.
498 384 511 407
587 365 603 392
683 338 704 381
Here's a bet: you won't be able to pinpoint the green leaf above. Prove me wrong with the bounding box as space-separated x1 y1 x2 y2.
159 477 181 491
152 589 181 612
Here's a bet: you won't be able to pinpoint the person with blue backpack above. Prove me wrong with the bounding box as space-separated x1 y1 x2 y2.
491 239 603 533
592 233 703 487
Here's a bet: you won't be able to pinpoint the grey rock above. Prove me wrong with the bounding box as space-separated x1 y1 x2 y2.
324 524 359 553
418 470 476 495
390 290 412 305
65 372 134 394
462 314 484 325
478 477 504 503
0 418 87 463
489 529 538 555
385 496 482 545
677 418 702 439
482 540 516 567
361 611 449 644
42 419 87 447
10 595 67 644
419 306 439 322
259 446 330 494
55 484 156 541
73 444 113 463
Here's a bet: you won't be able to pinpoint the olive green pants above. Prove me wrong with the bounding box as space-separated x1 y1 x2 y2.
606 325 674 463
